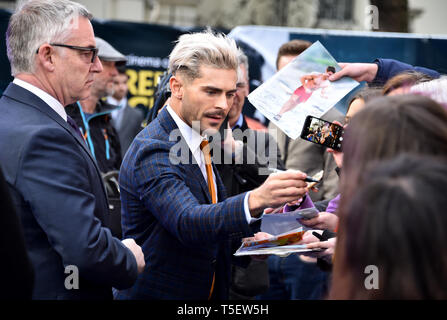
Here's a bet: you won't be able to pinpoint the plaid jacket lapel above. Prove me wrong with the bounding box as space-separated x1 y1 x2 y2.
213 162 227 201
158 108 216 204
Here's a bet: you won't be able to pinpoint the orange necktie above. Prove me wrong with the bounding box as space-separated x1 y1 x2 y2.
200 140 217 204
199 139 217 299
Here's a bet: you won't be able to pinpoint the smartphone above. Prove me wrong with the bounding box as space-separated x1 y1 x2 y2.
300 115 344 151
291 207 319 220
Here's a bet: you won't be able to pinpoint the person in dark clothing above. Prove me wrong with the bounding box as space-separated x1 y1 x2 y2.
329 58 440 86
107 69 144 158
66 99 122 173
215 49 285 197
66 37 126 173
0 1 144 299
213 50 285 300
0 166 34 299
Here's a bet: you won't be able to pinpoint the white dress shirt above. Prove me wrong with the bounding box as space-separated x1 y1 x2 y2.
13 78 67 122
166 106 259 224
232 113 244 129
107 96 127 130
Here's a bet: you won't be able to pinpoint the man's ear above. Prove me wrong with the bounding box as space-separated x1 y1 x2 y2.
36 44 56 72
170 75 184 100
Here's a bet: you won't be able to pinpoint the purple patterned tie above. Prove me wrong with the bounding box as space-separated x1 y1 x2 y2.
66 115 84 140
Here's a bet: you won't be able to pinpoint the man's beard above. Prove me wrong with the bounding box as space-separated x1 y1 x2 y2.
93 79 114 99
105 81 115 97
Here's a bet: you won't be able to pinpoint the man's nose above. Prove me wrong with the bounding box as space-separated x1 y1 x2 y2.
91 56 103 73
217 93 234 111
110 65 118 77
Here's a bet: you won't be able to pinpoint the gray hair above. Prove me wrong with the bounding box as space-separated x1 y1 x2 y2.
168 30 239 81
6 0 92 76
237 48 249 75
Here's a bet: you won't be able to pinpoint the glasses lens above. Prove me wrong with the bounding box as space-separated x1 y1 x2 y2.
91 48 98 63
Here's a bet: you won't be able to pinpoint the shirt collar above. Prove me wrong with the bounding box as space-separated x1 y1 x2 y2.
232 114 244 130
166 105 206 155
107 96 127 109
13 78 67 121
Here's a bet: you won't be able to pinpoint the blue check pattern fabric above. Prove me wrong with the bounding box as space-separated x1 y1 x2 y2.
114 108 257 300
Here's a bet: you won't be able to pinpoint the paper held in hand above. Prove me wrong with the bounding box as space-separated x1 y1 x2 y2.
248 41 360 139
234 227 320 257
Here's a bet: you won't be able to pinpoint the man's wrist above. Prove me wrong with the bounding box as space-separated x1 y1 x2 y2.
244 192 263 223
248 189 263 218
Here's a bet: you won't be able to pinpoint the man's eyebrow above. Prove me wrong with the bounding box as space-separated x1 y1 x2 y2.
201 85 237 93
201 86 222 91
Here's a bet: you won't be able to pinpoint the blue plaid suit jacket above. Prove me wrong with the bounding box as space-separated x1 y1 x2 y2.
115 108 257 300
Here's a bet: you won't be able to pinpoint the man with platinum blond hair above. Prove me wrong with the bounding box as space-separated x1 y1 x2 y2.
116 30 309 300
0 0 144 299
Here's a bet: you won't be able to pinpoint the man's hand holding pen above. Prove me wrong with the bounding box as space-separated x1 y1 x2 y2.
248 170 309 218
259 169 322 214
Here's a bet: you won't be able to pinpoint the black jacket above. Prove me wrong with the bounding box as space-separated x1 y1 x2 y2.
214 116 285 299
66 100 122 173
215 116 285 195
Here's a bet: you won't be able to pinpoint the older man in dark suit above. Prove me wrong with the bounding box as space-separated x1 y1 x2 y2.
115 30 309 300
0 0 144 299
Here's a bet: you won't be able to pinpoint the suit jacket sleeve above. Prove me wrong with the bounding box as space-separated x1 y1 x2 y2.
374 58 440 85
0 167 34 299
132 141 255 247
17 127 137 289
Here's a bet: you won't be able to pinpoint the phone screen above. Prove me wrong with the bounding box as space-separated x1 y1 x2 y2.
300 116 344 151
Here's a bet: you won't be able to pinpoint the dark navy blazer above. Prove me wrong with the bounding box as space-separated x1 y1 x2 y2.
0 83 137 299
115 107 257 300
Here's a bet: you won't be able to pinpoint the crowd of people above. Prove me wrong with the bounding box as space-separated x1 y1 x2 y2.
2 0 447 301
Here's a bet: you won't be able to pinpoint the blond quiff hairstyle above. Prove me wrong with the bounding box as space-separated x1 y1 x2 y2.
168 30 239 81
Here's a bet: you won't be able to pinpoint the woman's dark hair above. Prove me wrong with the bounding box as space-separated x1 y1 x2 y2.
340 95 447 205
348 86 382 107
382 71 434 95
331 154 447 299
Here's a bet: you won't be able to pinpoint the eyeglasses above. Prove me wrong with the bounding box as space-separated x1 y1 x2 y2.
36 43 99 63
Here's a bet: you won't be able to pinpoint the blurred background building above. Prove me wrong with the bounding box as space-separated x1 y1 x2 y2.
0 0 445 120
1 0 446 34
